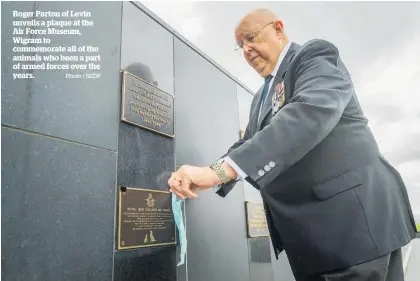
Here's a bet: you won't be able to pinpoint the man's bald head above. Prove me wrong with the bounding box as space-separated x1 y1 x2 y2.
235 8 288 77
236 8 279 33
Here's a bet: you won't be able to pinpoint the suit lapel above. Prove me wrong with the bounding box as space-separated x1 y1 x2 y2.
257 43 300 129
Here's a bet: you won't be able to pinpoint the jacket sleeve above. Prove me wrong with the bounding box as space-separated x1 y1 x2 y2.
226 40 354 189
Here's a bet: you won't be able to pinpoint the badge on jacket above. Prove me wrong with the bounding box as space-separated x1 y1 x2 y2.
272 82 285 114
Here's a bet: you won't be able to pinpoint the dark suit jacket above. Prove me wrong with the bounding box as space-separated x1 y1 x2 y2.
217 39 417 276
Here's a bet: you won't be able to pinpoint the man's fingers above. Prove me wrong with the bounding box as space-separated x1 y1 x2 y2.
168 169 199 199
167 173 173 188
181 173 198 198
172 189 186 200
168 172 184 196
169 175 186 199
168 172 179 187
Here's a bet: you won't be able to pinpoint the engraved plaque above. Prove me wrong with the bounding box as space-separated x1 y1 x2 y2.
245 201 269 237
118 187 176 250
121 70 174 138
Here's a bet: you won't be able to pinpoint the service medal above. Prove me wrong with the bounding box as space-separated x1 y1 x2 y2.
272 82 285 115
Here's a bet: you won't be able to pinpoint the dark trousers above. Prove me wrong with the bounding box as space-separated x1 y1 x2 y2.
299 248 404 281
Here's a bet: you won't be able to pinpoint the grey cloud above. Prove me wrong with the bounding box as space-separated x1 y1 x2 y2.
363 103 406 124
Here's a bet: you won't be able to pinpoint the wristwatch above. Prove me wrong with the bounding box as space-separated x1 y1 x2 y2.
210 159 232 184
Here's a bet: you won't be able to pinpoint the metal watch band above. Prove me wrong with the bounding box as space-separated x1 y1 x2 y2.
210 161 231 184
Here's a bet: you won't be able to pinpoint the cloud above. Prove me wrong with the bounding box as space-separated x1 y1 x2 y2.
140 0 201 38
355 36 420 214
356 36 420 158
180 17 203 40
356 37 420 121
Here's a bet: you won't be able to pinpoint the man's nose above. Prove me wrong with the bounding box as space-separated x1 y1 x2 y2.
243 44 252 53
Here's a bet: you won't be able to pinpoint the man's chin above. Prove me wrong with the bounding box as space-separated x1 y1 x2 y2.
248 61 268 76
256 67 269 77
250 64 264 75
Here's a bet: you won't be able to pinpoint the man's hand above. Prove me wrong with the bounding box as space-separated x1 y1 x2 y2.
167 163 237 199
168 165 218 199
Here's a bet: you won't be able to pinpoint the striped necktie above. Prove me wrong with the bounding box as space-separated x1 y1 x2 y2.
258 74 273 121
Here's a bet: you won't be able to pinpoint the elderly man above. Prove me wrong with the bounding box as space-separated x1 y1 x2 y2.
168 8 416 281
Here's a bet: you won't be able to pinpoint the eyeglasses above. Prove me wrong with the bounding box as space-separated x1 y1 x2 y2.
235 22 274 51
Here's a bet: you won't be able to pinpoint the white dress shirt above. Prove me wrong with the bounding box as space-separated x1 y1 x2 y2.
223 42 292 180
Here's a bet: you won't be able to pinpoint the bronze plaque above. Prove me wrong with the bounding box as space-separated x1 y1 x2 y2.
245 201 269 237
118 187 176 250
121 70 174 138
239 130 245 139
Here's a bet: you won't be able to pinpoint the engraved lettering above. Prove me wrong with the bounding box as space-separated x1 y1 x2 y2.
118 189 175 249
246 203 269 237
122 72 174 137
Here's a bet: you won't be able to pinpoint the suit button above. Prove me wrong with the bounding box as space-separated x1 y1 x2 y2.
264 165 271 172
269 161 275 168
258 170 265 177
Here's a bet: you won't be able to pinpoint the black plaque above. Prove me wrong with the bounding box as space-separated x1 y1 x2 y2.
245 202 269 238
121 70 174 138
118 187 176 250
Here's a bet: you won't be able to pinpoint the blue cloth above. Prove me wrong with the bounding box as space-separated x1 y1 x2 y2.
172 193 187 266
258 75 274 122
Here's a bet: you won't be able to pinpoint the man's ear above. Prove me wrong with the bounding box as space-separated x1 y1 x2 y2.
273 20 284 38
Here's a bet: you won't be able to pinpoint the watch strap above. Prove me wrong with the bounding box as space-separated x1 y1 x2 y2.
210 160 231 184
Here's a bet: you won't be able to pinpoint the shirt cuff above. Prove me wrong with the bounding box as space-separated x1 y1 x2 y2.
223 156 248 180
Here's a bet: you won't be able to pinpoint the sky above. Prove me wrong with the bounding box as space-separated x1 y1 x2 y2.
141 0 420 217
